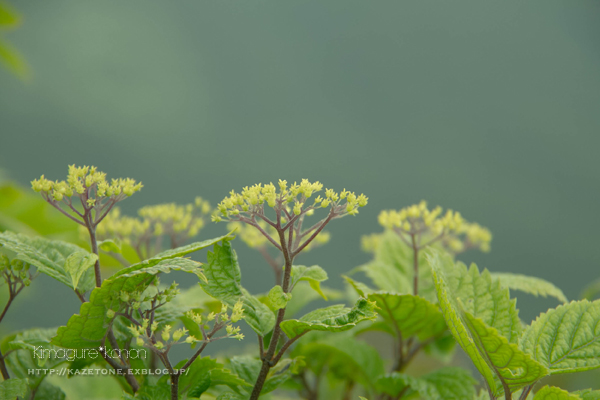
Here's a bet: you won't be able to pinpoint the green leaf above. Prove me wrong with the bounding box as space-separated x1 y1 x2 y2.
65 252 98 291
280 298 377 339
533 386 581 400
580 279 600 301
354 260 411 295
343 274 375 297
0 231 95 292
491 272 568 303
573 389 600 400
98 239 121 254
377 367 477 399
179 356 250 397
367 292 446 340
0 378 28 400
291 265 328 300
229 355 300 394
268 285 291 310
199 241 275 336
52 257 202 348
429 250 521 343
293 332 384 387
520 299 600 375
429 250 547 396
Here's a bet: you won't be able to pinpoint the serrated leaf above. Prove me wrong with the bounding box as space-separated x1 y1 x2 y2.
65 252 98 291
533 386 581 400
429 250 547 396
377 367 477 399
291 265 328 299
520 299 600 375
430 250 521 343
354 260 412 295
199 241 275 336
491 273 568 303
0 231 95 292
367 292 446 340
280 298 377 339
0 378 28 400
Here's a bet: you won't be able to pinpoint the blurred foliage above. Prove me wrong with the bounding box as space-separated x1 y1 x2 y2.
0 1 29 80
0 171 79 241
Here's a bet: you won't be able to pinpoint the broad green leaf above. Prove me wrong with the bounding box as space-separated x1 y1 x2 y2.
367 292 446 340
291 265 328 299
429 250 547 396
65 252 98 290
292 331 385 386
32 382 66 400
520 299 600 375
199 241 275 336
429 250 521 343
533 386 580 400
179 356 250 397
267 285 291 310
98 239 121 254
573 389 600 400
462 310 548 395
0 231 95 292
52 257 202 348
491 272 567 303
229 355 301 394
216 393 245 400
0 379 28 400
7 327 61 367
377 367 477 399
280 298 377 339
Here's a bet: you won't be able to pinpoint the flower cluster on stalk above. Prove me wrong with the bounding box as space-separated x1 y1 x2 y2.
30 165 142 227
375 200 492 253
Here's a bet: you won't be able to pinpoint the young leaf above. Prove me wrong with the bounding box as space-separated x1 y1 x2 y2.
0 379 28 400
291 265 328 299
198 241 275 336
268 285 291 310
367 292 446 340
491 272 568 303
98 239 122 254
286 282 343 317
280 298 377 339
520 299 600 375
429 250 547 396
65 252 98 291
0 231 95 292
532 386 581 400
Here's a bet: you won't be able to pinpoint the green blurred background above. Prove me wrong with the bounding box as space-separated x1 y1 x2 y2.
1 0 600 375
